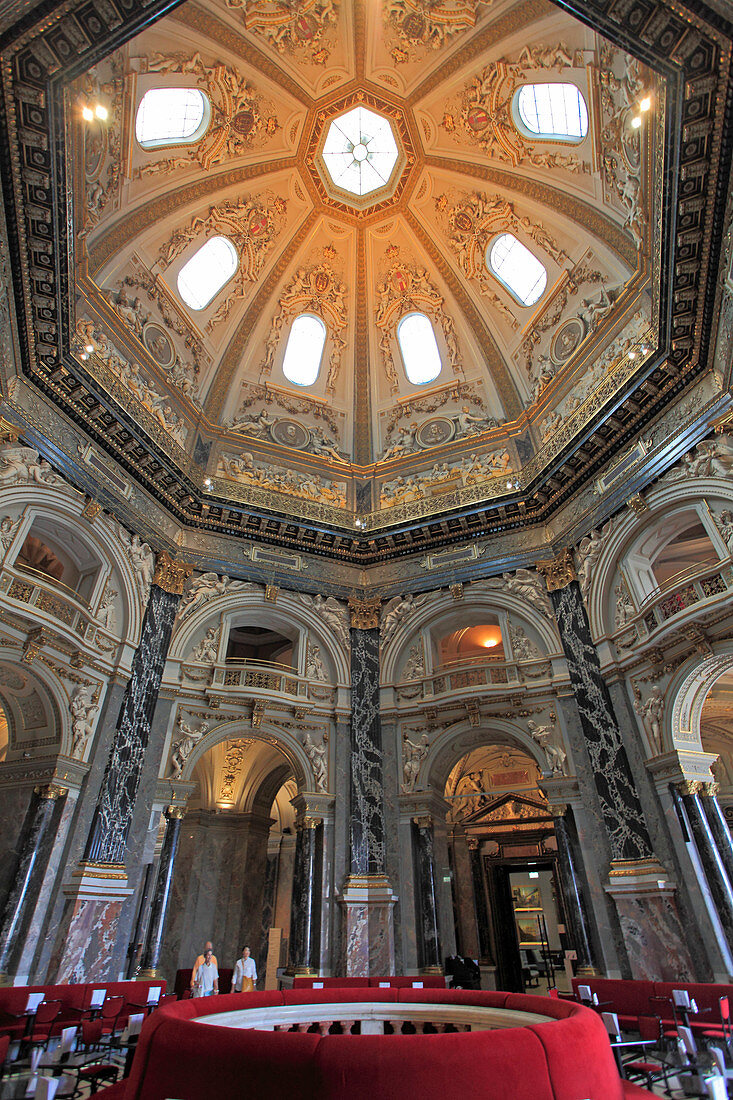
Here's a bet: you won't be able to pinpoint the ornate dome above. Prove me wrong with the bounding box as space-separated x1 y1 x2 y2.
1 0 727 565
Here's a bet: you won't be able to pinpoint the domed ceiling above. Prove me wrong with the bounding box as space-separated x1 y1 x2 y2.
0 0 729 564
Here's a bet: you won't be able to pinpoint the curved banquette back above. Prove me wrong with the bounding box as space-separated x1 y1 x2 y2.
123 988 627 1100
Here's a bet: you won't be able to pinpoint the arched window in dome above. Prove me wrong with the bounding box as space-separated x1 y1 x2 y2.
135 88 210 149
282 314 327 387
397 312 442 386
177 237 238 311
514 83 588 142
487 234 547 307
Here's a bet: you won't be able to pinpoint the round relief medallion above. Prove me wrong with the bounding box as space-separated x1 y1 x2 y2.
84 120 107 179
143 323 175 369
453 211 473 233
467 106 490 132
416 416 456 448
270 418 310 449
551 318 584 364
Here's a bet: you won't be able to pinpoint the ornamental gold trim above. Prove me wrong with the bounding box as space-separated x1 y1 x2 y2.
536 549 576 592
153 551 193 595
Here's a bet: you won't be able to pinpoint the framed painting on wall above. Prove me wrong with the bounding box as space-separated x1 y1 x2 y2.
512 885 542 910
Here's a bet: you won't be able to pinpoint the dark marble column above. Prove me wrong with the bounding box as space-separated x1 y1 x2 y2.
138 806 184 979
349 600 386 875
288 816 323 975
550 804 600 976
677 781 733 950
701 784 733 890
0 783 67 985
466 838 493 963
85 555 191 864
536 555 653 863
412 815 442 973
340 598 397 976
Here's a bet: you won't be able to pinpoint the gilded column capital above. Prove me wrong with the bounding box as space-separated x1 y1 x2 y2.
412 814 433 829
677 780 704 796
34 782 67 800
465 837 480 851
165 805 186 820
153 551 194 595
348 595 381 629
548 802 568 817
297 815 323 830
535 549 576 592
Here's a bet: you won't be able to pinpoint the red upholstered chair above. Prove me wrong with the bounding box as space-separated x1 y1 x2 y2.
29 1001 62 1047
99 997 124 1037
601 1011 675 1091
701 996 733 1056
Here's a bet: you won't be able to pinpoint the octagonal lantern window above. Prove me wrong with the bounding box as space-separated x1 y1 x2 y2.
322 107 399 197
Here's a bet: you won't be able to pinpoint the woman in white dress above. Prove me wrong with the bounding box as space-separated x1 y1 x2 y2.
232 945 257 993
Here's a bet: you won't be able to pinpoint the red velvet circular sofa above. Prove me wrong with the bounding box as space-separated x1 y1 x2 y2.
104 988 655 1099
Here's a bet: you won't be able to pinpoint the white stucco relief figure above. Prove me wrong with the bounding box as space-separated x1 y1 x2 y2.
402 732 430 792
69 685 99 759
298 592 350 651
614 582 636 629
527 720 567 776
402 643 425 680
662 435 733 482
499 569 553 618
714 509 733 552
306 641 328 681
169 717 208 778
0 514 20 553
302 730 328 792
0 444 65 488
191 626 220 663
508 622 541 660
178 572 261 620
104 520 155 604
97 586 118 631
575 520 615 601
633 684 664 753
380 593 427 646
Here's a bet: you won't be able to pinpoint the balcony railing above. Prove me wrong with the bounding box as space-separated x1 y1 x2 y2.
619 560 733 642
0 564 115 650
395 655 552 699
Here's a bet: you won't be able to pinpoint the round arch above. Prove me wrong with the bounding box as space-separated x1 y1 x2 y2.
586 476 733 639
0 649 72 758
382 586 560 683
422 718 550 796
665 640 733 755
0 484 145 646
172 717 317 793
168 587 350 684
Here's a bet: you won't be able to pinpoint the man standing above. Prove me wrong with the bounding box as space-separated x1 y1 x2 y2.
191 940 218 993
192 945 218 997
232 945 257 992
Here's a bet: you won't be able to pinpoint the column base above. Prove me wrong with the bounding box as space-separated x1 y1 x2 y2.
0 972 12 987
49 862 135 984
284 966 319 977
605 858 695 981
136 968 163 980
576 965 604 977
419 965 444 975
339 875 398 977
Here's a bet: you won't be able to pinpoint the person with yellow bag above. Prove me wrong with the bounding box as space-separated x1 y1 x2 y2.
232 945 257 993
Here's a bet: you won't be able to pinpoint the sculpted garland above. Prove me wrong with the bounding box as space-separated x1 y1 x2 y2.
224 0 339 65
134 54 278 177
157 194 288 333
261 263 348 395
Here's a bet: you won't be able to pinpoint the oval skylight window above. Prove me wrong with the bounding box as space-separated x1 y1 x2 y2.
282 314 327 387
177 236 238 311
515 83 588 142
135 88 210 149
398 313 442 386
487 234 547 307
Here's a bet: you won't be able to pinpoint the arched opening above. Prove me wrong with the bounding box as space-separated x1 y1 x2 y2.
436 620 505 668
160 735 301 989
513 83 589 142
397 312 442 386
282 313 326 387
700 669 733 828
14 517 102 602
623 507 721 607
224 623 297 669
445 741 570 993
135 87 210 149
0 699 8 764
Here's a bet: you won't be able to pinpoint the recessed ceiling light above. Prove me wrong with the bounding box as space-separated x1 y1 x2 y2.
95 104 108 120
82 106 94 122
640 96 651 112
631 116 642 129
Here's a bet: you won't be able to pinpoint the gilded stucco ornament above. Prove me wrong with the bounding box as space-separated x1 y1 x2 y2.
153 552 193 596
535 549 576 592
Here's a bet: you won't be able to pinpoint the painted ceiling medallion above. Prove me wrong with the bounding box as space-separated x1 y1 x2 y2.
322 107 399 198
